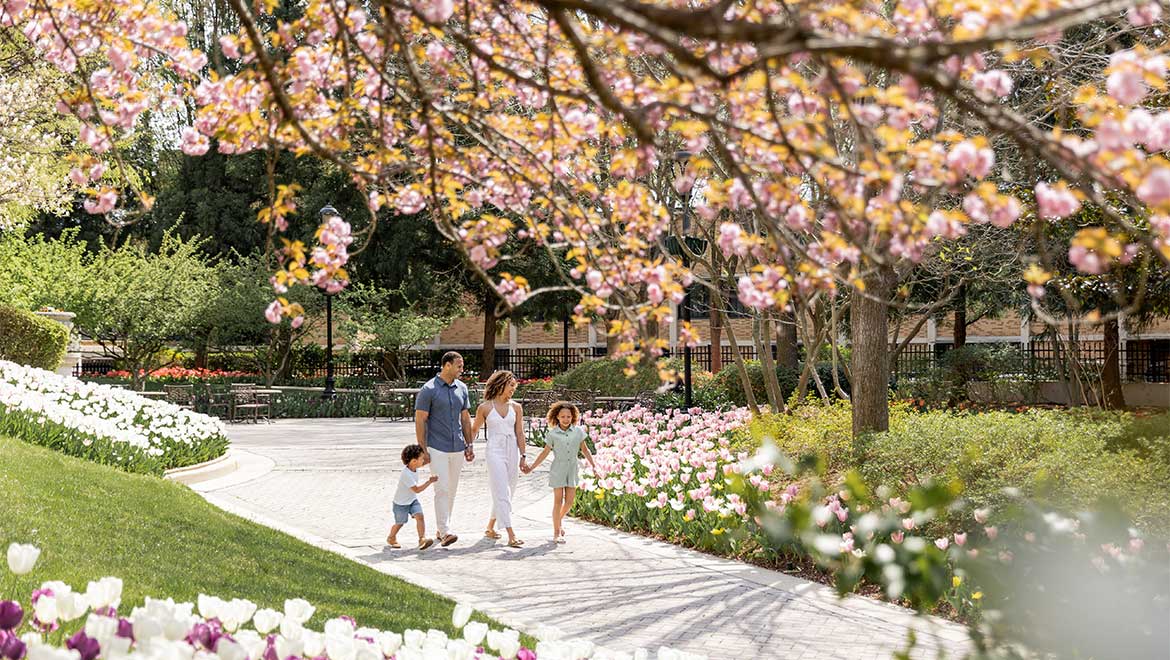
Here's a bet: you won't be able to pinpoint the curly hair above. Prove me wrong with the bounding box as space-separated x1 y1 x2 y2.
546 400 580 426
483 370 516 401
401 444 424 465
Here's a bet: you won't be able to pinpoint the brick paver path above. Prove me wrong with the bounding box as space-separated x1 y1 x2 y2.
198 419 970 659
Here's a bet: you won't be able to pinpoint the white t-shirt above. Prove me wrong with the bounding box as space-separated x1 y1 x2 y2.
393 467 420 505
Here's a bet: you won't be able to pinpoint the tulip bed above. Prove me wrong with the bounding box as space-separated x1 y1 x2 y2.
0 361 228 475
0 542 698 660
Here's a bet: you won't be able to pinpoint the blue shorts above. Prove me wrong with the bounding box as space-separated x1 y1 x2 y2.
392 500 423 524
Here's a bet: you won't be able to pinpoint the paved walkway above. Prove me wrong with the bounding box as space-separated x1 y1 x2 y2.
195 419 969 659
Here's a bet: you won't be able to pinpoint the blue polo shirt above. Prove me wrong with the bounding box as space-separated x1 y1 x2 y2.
415 374 470 452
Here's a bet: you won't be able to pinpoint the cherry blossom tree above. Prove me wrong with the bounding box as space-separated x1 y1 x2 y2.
5 0 1170 435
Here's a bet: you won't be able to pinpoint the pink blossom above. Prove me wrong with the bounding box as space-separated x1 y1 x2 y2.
425 40 452 64
971 70 1013 99
219 35 240 59
1035 182 1080 219
264 300 282 324
1137 167 1170 206
984 525 998 540
181 127 210 155
946 140 994 179
974 508 990 524
83 189 117 214
1128 3 1163 26
396 188 426 214
901 517 916 531
290 315 304 329
954 532 967 546
891 531 904 544
934 537 950 551
1142 113 1170 152
414 0 454 24
1107 52 1148 105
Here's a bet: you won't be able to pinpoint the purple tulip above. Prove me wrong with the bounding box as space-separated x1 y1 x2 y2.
517 649 536 660
186 623 212 649
66 631 101 660
0 603 22 631
0 630 27 660
116 618 134 640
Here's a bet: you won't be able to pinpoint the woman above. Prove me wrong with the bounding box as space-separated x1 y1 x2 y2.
469 370 526 547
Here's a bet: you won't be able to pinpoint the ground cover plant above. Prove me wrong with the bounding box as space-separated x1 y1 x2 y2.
0 361 228 474
0 437 522 644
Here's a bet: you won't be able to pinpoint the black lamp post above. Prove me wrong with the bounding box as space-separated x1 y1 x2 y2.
664 151 707 409
319 205 339 400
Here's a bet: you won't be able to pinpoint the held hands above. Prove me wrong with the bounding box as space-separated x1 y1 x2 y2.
464 445 475 462
519 458 531 474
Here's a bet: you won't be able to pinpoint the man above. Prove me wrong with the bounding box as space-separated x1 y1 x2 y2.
414 351 474 547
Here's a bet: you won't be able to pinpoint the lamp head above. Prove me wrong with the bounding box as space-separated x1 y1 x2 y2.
319 205 340 220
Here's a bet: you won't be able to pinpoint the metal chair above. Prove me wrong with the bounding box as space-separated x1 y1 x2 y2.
634 390 658 411
231 385 271 423
562 388 597 412
373 382 412 421
203 384 232 419
163 384 196 410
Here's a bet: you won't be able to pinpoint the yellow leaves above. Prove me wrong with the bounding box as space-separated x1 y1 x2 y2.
1023 264 1052 286
1071 227 1124 258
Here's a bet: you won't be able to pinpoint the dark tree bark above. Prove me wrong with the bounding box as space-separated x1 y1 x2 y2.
481 297 497 376
953 282 968 349
1102 318 1126 409
776 308 800 371
850 266 895 438
710 298 723 373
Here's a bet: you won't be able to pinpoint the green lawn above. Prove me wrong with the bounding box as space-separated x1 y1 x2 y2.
0 436 507 637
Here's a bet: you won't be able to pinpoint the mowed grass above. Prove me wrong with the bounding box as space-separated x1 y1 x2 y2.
0 436 508 637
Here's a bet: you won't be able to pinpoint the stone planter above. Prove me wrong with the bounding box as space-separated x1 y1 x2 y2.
34 310 82 378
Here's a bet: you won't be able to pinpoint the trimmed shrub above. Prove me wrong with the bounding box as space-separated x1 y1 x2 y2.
0 304 69 370
554 357 681 395
704 359 850 407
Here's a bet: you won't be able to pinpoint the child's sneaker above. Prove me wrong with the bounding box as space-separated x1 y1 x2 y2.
418 538 434 550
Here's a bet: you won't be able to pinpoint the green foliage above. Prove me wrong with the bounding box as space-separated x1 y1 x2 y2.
338 284 449 380
734 400 858 475
0 305 68 370
857 409 1170 536
553 357 680 395
704 359 850 407
897 344 1042 406
0 229 91 312
0 436 521 639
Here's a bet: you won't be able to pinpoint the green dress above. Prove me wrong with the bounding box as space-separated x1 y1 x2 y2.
545 425 586 488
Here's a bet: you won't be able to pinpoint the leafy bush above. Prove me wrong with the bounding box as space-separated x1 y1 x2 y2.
733 400 858 475
856 409 1170 535
703 359 850 407
553 357 681 395
0 304 69 370
898 343 1040 406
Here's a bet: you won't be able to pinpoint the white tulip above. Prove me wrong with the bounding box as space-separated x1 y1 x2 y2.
355 627 380 641
274 635 304 660
215 639 247 660
283 599 315 625
27 641 80 660
402 629 425 651
450 603 472 630
33 595 58 626
324 634 356 660
377 631 402 657
534 625 564 642
56 591 89 622
132 615 163 643
354 639 381 660
495 635 520 660
7 543 41 575
197 595 223 621
233 630 267 660
86 577 124 610
569 639 596 658
301 630 326 658
535 641 569 660
394 650 422 660
444 639 474 660
460 622 487 647
424 630 448 648
324 618 355 639
253 608 283 634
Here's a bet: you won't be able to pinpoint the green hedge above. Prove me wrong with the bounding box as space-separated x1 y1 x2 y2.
704 359 850 407
737 404 1170 537
0 305 68 370
553 357 682 395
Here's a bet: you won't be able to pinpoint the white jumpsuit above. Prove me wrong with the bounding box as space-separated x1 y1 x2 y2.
485 403 521 529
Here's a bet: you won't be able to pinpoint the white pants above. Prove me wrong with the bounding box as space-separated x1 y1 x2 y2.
428 448 464 536
486 435 520 529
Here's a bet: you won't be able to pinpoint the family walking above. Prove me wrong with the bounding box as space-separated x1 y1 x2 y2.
386 351 596 551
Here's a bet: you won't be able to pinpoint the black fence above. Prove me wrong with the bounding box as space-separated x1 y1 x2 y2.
72 338 1170 383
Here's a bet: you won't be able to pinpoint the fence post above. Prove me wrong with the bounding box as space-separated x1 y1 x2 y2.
1118 312 1128 382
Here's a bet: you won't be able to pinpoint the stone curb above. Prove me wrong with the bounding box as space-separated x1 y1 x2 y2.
164 449 238 485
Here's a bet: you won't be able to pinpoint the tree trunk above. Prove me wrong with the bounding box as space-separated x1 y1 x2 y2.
850 267 894 438
756 315 785 413
776 308 800 371
720 308 760 416
1102 318 1126 409
710 296 723 373
482 300 497 377
953 282 967 349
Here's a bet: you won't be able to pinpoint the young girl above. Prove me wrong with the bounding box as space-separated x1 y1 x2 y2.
523 401 596 543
